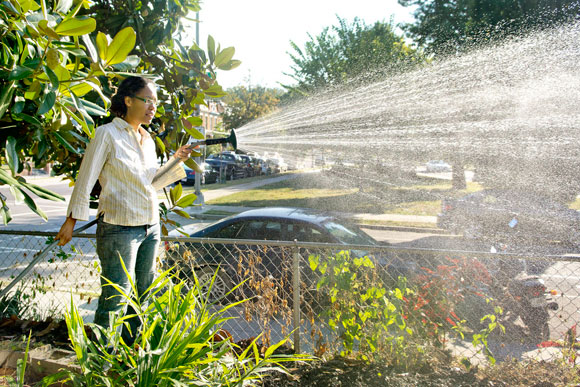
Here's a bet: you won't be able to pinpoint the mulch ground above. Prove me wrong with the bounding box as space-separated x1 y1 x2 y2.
0 316 578 386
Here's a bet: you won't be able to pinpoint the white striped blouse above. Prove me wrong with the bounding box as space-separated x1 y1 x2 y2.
67 117 185 226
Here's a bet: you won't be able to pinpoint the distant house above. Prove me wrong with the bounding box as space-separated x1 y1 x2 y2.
199 101 225 139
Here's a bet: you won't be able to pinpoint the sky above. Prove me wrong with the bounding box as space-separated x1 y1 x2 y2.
182 0 416 90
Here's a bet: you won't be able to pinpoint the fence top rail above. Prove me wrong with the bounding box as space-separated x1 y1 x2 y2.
3 229 580 262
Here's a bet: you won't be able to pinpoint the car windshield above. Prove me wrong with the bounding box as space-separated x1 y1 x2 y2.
323 221 376 245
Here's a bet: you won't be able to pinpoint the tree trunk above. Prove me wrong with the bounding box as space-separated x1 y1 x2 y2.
452 164 466 190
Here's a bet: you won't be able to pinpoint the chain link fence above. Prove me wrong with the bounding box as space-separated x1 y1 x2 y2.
0 229 579 364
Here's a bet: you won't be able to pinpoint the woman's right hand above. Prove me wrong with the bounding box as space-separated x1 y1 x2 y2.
56 216 77 246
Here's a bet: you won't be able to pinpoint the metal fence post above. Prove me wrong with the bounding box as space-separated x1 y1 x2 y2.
292 241 301 354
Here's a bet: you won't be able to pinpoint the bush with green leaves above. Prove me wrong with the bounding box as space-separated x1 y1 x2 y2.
309 251 426 368
308 251 502 368
41 262 308 386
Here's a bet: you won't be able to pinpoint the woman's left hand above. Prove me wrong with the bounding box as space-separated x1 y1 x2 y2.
175 144 194 161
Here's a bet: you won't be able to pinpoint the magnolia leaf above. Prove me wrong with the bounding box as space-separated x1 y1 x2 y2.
111 55 140 71
55 17 96 36
207 35 216 63
8 66 33 81
105 27 136 66
0 206 12 225
14 113 42 127
186 116 203 127
45 48 60 69
53 131 78 153
155 137 166 154
68 81 93 97
24 81 41 100
5 136 19 174
20 182 65 201
218 59 242 71
175 193 197 208
17 187 47 221
81 34 98 63
184 126 203 140
184 159 202 173
203 83 226 98
80 98 107 116
54 0 73 14
42 65 60 91
53 64 71 82
38 20 61 40
170 184 182 205
172 209 190 218
37 91 56 115
214 47 235 67
60 103 91 137
0 169 19 186
96 32 108 61
9 186 24 204
0 82 15 117
19 0 40 12
79 80 110 111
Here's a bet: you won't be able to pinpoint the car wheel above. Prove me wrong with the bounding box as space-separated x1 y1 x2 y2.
196 266 233 303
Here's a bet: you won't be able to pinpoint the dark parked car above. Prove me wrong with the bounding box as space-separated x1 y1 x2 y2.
438 189 580 246
181 162 219 185
163 207 401 301
237 154 257 177
205 152 244 180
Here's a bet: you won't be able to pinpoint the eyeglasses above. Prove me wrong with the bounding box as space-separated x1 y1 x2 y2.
133 96 158 106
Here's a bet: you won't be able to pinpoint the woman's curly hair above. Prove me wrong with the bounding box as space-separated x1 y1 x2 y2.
110 76 155 118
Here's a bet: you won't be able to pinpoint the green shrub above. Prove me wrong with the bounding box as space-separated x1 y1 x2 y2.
42 262 309 386
308 251 501 368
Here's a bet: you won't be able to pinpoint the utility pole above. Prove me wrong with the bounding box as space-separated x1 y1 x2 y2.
193 10 205 205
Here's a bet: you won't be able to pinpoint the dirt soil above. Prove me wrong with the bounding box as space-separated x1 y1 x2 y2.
0 317 578 386
261 357 580 387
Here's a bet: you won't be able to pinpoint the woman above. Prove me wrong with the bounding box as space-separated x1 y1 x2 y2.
56 76 192 341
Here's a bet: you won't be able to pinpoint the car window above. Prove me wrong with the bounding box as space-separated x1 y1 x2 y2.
237 221 265 239
263 222 282 240
233 220 283 240
207 221 244 239
323 221 376 245
286 223 332 243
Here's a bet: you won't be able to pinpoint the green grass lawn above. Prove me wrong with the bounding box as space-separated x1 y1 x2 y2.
202 172 483 217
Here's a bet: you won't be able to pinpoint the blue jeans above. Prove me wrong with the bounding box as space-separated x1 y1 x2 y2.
94 218 160 343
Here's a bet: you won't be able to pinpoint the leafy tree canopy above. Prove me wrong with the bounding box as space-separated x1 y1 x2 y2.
221 85 283 130
286 16 424 94
0 0 240 227
398 0 580 53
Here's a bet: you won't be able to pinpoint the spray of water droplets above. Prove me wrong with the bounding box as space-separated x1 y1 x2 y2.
234 22 580 202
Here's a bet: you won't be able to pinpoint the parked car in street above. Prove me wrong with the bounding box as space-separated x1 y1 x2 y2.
425 160 452 172
268 156 288 173
259 158 272 175
438 189 580 246
181 162 219 185
237 154 257 177
205 152 244 180
162 207 407 301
